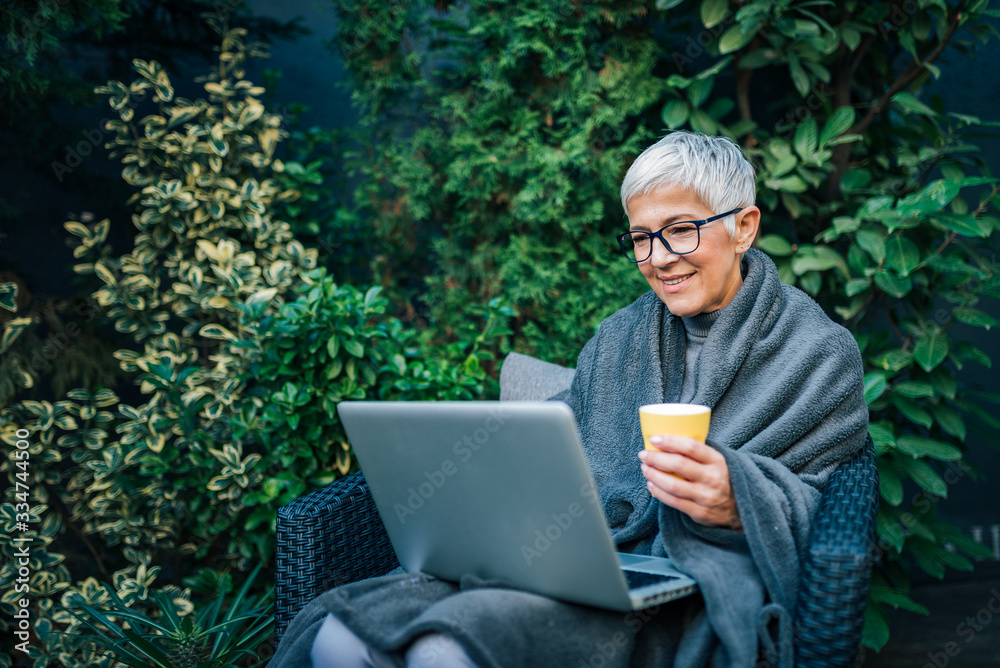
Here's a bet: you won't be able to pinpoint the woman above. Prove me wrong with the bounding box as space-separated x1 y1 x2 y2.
269 131 868 667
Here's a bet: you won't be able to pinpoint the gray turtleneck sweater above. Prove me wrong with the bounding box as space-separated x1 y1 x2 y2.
674 308 724 403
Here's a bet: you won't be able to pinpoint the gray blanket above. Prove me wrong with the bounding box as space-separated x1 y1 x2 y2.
268 249 868 667
560 248 868 666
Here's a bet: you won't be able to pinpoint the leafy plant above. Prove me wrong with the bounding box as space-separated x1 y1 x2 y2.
331 0 658 364
66 565 272 668
1 15 310 667
1 10 505 665
330 0 1000 655
232 268 514 521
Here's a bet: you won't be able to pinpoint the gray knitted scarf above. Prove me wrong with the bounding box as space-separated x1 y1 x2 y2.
562 248 868 666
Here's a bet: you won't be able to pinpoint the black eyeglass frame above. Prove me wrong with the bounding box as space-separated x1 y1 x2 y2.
616 208 743 263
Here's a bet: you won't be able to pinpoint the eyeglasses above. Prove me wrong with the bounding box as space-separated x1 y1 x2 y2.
616 208 742 263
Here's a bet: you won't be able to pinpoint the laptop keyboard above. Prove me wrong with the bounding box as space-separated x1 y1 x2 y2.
623 569 678 591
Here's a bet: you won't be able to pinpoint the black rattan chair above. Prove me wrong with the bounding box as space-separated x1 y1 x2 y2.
274 353 879 666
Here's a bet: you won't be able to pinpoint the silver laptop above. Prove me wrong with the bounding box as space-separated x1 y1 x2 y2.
337 401 697 611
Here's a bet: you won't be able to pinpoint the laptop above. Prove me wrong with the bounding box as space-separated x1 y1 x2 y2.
336 401 698 612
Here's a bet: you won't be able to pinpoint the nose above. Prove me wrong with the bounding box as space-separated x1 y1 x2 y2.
648 236 679 266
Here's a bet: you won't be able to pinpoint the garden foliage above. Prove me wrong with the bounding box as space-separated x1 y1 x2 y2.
2 0 1000 664
0 13 505 664
330 0 1000 652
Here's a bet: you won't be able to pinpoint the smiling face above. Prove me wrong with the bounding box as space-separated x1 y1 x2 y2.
625 184 760 317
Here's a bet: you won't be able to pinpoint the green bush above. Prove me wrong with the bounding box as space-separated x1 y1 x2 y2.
331 0 1000 653
0 13 503 665
233 268 512 520
332 0 658 364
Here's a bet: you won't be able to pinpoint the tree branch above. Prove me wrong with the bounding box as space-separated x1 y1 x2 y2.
850 9 964 138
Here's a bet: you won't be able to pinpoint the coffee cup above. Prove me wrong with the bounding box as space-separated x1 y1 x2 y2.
639 403 711 451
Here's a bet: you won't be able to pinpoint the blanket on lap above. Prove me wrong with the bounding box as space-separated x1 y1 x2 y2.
267 249 868 668
560 248 869 666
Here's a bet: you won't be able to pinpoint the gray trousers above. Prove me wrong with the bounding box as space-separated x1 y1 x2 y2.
310 613 479 668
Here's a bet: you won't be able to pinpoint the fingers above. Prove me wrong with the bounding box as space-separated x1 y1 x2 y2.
639 449 701 482
647 435 720 465
639 441 740 529
640 461 700 501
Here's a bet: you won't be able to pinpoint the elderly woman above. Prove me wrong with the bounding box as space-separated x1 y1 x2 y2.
269 132 868 668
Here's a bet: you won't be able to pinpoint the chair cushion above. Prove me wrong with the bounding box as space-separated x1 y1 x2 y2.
498 351 576 402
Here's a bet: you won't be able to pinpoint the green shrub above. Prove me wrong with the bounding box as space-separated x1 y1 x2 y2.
233 268 514 519
67 565 272 668
0 13 508 664
331 0 1000 653
332 0 658 364
0 17 311 666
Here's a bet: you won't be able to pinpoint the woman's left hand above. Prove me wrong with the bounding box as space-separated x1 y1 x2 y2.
638 435 742 531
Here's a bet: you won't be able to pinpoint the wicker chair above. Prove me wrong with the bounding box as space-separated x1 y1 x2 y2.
274 352 879 667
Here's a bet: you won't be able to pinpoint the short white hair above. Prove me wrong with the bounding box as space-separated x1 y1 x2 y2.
620 131 756 237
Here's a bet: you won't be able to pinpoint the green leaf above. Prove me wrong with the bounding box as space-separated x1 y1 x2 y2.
787 52 810 97
845 278 870 297
246 288 278 306
93 261 118 286
167 105 201 129
892 91 938 116
935 524 996 560
874 271 911 297
0 282 17 312
656 0 686 9
862 601 890 652
701 0 729 28
935 212 991 237
718 23 756 54
885 236 920 276
864 372 888 404
893 381 935 399
898 29 919 60
871 348 912 372
892 395 934 429
766 175 808 192
878 459 904 506
819 106 855 147
200 323 237 341
953 307 997 330
898 457 948 497
895 435 963 461
856 195 895 222
841 169 871 192
661 99 690 130
791 247 838 275
928 369 957 400
688 109 716 134
344 340 364 358
855 229 886 263
913 332 950 371
898 179 961 216
793 119 818 159
876 507 905 551
869 586 930 614
799 270 821 295
842 27 861 51
932 405 966 441
869 422 895 450
364 286 383 310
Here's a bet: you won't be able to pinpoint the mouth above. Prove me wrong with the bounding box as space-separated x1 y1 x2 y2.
660 273 694 288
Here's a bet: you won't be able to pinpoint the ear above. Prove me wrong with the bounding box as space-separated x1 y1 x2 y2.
733 207 761 253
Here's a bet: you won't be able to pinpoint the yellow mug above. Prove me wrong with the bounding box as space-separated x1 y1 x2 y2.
639 403 711 452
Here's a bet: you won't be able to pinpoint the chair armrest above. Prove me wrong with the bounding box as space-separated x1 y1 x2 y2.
274 471 399 643
795 438 879 667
